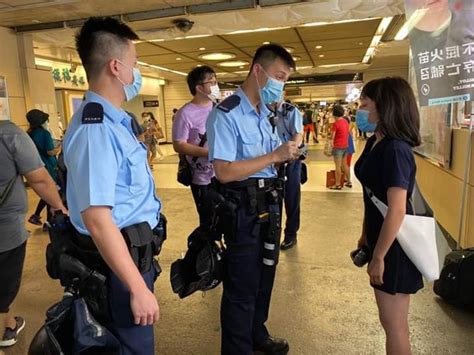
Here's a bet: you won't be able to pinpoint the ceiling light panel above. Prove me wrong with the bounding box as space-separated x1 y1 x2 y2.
394 22 409 41
362 16 393 64
199 52 236 61
218 60 249 67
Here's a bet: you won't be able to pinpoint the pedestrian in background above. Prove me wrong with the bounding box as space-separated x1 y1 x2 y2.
26 109 61 230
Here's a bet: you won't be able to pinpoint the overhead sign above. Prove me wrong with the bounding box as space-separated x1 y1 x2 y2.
143 100 159 107
406 0 474 106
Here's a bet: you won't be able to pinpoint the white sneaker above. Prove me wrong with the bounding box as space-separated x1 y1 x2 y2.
0 316 25 347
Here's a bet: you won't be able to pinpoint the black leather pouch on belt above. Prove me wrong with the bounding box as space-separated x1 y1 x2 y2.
121 222 154 273
152 213 167 256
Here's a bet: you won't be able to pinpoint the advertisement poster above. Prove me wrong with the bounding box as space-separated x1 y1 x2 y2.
0 76 10 121
405 0 474 106
409 55 452 166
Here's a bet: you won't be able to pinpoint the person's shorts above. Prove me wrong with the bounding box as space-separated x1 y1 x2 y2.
0 242 27 313
303 124 314 132
332 148 348 158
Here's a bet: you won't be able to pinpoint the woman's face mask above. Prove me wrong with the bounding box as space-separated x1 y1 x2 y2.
356 109 377 132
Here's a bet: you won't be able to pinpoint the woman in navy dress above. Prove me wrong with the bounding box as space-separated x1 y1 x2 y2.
354 77 423 355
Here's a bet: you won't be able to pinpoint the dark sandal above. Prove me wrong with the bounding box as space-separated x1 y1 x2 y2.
345 182 353 188
329 185 342 190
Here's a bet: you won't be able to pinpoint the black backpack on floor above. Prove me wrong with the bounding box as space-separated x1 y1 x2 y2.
433 248 474 310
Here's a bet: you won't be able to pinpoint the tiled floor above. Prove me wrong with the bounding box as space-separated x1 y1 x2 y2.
3 138 474 354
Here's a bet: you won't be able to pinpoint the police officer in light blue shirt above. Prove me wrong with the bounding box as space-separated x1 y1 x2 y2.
63 17 161 354
274 100 304 250
207 44 299 355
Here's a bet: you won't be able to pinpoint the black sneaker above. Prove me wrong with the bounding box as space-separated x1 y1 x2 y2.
280 239 297 250
28 214 42 226
0 317 25 347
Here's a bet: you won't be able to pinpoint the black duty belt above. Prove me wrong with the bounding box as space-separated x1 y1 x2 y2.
222 177 280 191
220 178 282 215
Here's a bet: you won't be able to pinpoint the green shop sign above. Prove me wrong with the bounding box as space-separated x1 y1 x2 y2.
51 68 86 87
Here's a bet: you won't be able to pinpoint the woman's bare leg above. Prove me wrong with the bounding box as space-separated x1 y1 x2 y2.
374 289 411 355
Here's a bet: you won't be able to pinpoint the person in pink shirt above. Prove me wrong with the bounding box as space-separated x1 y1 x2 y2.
172 66 219 226
329 105 352 190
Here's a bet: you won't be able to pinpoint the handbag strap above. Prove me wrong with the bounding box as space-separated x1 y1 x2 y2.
364 187 388 217
365 187 416 218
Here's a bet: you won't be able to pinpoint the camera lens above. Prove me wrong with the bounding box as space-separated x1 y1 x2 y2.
350 247 369 267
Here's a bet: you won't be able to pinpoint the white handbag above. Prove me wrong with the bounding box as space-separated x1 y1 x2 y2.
365 188 440 282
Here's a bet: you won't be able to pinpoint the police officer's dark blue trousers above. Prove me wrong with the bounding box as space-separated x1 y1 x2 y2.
283 160 301 242
107 268 157 355
221 200 281 355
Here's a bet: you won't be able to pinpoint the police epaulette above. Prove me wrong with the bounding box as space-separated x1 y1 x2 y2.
81 102 104 124
217 95 241 113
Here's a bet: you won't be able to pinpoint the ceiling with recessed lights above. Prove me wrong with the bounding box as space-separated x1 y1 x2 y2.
133 18 381 76
1 0 409 96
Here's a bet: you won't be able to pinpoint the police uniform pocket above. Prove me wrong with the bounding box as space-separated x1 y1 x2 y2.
127 147 149 194
240 132 262 159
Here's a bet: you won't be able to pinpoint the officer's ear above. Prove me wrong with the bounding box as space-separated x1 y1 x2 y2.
252 63 262 77
109 58 121 77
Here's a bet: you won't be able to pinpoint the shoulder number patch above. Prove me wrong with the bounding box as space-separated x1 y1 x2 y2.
82 102 104 124
217 95 241 113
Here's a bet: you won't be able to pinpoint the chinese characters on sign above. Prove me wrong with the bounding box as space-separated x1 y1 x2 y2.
51 68 86 87
406 0 474 106
418 44 474 81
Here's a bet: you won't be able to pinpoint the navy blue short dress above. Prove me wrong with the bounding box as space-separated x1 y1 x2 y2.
354 135 423 295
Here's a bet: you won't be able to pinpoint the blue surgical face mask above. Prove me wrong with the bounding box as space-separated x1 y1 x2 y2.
356 109 377 132
257 68 285 105
117 60 142 102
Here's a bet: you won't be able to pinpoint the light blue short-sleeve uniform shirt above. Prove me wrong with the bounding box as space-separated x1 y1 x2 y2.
206 87 281 179
63 91 161 235
275 102 303 143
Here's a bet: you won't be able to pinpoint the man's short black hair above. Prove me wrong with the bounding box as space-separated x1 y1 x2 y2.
75 17 139 80
332 105 345 117
250 44 296 72
186 66 216 96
